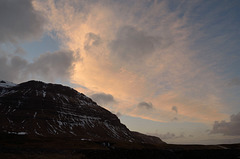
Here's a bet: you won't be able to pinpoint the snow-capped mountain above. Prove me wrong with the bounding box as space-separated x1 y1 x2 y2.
0 80 164 145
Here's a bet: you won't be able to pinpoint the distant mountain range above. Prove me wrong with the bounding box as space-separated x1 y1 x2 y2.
0 80 164 145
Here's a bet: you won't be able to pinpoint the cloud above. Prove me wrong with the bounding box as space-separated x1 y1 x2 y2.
151 132 185 140
172 106 178 113
0 0 45 43
0 54 28 82
110 26 159 65
34 0 230 124
14 46 26 55
158 132 176 140
211 112 240 136
27 50 74 81
84 32 102 51
0 50 74 83
90 92 117 106
228 77 240 87
116 112 122 117
137 102 153 110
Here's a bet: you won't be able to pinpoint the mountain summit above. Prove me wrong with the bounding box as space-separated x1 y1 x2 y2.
0 80 164 145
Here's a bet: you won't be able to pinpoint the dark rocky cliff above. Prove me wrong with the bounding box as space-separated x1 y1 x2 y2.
0 80 165 145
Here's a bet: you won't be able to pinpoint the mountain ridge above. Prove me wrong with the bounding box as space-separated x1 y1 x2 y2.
0 80 165 145
1 80 240 159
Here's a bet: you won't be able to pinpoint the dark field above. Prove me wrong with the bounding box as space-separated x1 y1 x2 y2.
1 133 240 159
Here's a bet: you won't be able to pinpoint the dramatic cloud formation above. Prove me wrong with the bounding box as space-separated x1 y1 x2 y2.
0 0 45 43
30 0 240 144
0 0 239 144
90 93 117 106
211 112 240 136
172 106 178 113
32 0 229 124
0 0 74 84
138 102 153 110
0 50 74 83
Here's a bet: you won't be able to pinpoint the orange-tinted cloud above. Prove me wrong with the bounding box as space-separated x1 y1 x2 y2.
33 0 229 124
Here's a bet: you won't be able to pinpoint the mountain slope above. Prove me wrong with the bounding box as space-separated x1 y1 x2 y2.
0 80 165 145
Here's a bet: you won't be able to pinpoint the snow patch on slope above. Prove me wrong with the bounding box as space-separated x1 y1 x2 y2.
7 131 28 135
0 80 17 88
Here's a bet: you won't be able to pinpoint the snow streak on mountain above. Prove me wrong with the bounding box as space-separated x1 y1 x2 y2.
0 80 164 145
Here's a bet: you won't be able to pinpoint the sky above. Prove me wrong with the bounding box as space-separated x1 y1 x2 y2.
0 0 240 144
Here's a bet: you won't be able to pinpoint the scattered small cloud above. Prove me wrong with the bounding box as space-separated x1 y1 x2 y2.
116 112 122 117
90 92 117 106
228 77 240 87
211 112 240 136
158 132 176 140
151 132 185 140
137 101 153 110
172 106 178 113
177 133 185 139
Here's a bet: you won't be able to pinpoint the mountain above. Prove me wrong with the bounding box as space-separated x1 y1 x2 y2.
1 80 240 159
0 80 164 145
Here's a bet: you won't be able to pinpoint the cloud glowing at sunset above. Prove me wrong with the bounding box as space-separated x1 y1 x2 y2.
1 0 240 144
